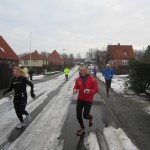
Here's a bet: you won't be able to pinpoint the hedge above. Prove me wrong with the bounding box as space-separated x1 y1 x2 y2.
128 60 150 93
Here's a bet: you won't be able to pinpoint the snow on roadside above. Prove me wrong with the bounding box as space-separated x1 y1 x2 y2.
97 72 150 115
0 97 10 105
32 75 45 80
104 126 139 150
85 132 100 150
97 72 129 93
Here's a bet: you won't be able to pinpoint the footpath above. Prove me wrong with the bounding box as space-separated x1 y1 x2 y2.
97 79 150 150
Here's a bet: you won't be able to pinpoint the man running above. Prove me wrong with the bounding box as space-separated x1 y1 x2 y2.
73 66 98 135
102 64 114 97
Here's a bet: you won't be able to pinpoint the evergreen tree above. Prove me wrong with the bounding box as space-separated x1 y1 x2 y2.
144 46 150 61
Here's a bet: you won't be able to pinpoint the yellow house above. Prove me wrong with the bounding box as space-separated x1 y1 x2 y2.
21 51 48 73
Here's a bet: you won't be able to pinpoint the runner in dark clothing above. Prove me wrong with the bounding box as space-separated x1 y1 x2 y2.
3 67 35 129
73 66 98 135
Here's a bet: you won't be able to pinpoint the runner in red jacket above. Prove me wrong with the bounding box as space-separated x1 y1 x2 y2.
73 65 98 135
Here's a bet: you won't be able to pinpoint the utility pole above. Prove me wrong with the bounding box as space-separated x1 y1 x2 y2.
30 32 32 68
63 49 65 68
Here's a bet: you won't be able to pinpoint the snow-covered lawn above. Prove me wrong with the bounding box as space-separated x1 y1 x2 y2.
97 72 150 115
97 72 130 94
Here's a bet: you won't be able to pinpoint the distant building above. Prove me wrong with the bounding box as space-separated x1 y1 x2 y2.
47 50 63 71
0 35 19 68
84 53 92 65
107 44 135 69
21 51 48 73
47 50 63 65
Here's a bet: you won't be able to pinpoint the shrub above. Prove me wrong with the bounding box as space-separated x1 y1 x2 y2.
128 60 150 93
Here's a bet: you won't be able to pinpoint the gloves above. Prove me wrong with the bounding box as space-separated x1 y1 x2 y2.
30 91 36 98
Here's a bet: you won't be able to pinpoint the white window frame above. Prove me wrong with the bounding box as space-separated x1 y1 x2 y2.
122 60 128 65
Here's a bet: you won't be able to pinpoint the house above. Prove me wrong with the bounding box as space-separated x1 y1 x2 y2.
0 35 19 90
21 51 48 73
84 53 92 66
107 44 135 70
47 50 63 70
0 35 19 68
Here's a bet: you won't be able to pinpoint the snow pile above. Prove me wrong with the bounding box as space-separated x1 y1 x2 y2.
0 97 10 105
97 72 129 94
32 75 45 80
111 75 129 93
85 132 99 150
104 126 139 150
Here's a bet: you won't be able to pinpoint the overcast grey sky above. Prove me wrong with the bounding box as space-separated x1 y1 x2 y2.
0 0 150 58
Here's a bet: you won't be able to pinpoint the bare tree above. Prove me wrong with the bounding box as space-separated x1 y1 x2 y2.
88 48 107 71
41 51 50 58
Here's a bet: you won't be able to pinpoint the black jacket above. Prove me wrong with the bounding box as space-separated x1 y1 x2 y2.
4 76 34 98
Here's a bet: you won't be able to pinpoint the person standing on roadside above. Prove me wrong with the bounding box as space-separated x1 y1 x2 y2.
93 66 97 77
73 66 98 135
102 64 114 97
3 67 36 129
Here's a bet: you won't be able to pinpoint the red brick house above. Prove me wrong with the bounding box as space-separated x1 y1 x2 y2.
21 51 48 73
47 50 63 65
107 44 135 69
47 50 63 71
0 35 20 90
0 35 19 68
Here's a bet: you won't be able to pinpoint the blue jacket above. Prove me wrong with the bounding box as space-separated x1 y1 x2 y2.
102 68 114 80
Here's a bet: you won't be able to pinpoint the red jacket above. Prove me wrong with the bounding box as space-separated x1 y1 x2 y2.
74 75 98 103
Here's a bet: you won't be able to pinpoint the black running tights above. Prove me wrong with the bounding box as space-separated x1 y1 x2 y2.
76 100 92 128
106 80 111 94
14 102 28 122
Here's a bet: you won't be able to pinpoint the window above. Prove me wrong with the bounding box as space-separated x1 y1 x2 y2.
109 60 113 65
24 60 28 65
122 60 128 65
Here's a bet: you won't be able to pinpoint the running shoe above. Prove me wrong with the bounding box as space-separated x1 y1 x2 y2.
16 122 25 129
76 128 85 135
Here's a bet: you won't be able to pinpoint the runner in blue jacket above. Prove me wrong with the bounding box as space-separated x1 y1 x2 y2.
102 64 114 97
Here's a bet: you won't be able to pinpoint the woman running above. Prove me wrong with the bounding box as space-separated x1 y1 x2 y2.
3 67 36 129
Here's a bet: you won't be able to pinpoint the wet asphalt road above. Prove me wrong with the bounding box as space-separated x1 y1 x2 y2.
61 93 116 150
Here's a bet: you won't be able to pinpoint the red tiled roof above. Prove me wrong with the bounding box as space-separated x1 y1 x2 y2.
107 45 135 59
0 35 19 60
22 52 46 60
47 50 63 61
